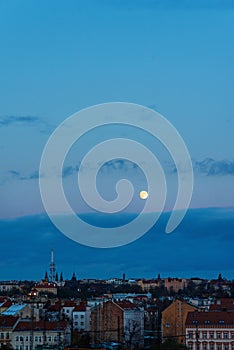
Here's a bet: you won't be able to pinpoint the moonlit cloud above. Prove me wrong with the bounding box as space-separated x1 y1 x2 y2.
195 158 234 176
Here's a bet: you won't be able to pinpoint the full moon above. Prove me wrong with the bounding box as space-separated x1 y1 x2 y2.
139 190 148 200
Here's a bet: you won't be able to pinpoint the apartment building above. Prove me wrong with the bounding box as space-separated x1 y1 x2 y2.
91 300 144 348
162 299 197 344
186 311 234 350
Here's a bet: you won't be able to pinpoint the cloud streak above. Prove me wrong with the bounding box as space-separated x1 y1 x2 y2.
4 157 234 185
195 158 234 176
0 115 54 134
8 170 39 181
0 115 40 127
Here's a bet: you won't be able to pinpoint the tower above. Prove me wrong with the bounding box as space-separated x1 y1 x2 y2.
49 249 56 282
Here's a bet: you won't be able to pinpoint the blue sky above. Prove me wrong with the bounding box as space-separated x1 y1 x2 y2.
0 0 234 278
0 0 234 218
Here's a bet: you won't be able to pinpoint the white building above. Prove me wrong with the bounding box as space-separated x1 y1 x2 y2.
73 303 91 331
186 311 234 350
12 320 71 350
62 300 76 321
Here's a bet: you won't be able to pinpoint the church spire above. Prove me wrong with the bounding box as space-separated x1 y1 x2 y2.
49 249 56 282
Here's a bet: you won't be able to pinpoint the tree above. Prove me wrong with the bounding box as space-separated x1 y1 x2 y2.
124 320 142 349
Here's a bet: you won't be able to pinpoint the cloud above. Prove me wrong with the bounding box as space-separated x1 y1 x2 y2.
101 159 138 172
8 170 39 181
62 166 77 178
0 115 54 134
195 158 234 176
4 157 234 185
0 207 234 280
0 115 40 127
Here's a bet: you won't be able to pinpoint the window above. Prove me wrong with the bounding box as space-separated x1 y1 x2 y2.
232 345 234 350
25 336 28 342
188 332 193 339
217 345 222 350
166 322 170 328
232 333 234 339
38 336 42 343
35 336 38 342
81 315 84 319
74 315 78 319
203 343 207 350
80 321 84 326
48 336 52 342
20 336 23 342
6 333 9 340
74 322 78 326
16 336 19 342
217 332 221 339
210 343 214 350
209 332 214 339
188 343 193 350
54 337 57 342
224 332 228 339
1 333 4 339
224 345 229 350
203 332 207 339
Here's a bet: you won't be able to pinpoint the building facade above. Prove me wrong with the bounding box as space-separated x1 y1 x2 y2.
162 299 197 344
91 300 144 348
186 311 234 350
12 320 71 350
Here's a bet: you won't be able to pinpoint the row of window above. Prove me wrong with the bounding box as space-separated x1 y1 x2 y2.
73 321 84 326
15 345 29 350
0 333 9 340
188 344 234 350
15 336 58 342
73 314 84 319
188 332 234 340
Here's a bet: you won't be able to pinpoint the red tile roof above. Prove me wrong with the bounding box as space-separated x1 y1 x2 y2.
14 321 68 331
74 304 86 312
186 311 234 326
210 299 234 312
1 300 12 308
0 316 19 328
48 304 61 312
63 301 76 307
114 300 138 310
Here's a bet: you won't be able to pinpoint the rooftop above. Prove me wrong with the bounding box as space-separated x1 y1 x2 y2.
186 311 234 326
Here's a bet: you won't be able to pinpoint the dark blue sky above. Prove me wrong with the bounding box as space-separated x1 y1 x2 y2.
0 208 234 280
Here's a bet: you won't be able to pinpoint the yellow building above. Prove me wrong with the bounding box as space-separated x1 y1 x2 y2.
162 299 197 345
164 278 188 293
